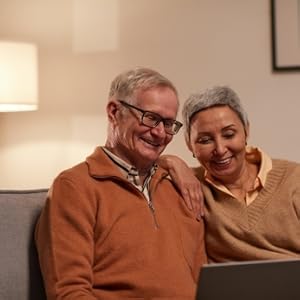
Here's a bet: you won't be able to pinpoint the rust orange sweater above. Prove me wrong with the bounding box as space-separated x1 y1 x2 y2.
35 147 206 299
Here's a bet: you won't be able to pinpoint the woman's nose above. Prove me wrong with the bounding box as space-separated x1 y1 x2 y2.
213 141 227 156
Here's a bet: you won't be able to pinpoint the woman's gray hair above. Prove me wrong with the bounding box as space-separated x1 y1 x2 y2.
182 86 249 142
109 66 178 104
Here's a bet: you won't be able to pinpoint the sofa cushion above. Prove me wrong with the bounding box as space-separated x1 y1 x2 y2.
0 189 48 300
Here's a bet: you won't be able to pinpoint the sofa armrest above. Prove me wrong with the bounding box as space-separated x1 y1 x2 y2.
0 189 48 300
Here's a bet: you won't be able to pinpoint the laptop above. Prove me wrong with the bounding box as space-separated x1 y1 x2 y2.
195 258 300 300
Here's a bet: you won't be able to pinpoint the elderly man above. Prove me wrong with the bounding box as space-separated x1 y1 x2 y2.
35 67 206 299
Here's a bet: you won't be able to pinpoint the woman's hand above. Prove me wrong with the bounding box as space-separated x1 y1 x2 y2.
158 154 204 219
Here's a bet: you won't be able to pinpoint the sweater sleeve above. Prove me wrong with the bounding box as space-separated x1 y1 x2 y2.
288 163 300 221
292 173 300 221
35 174 98 300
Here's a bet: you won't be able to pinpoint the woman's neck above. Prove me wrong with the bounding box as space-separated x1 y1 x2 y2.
222 162 258 200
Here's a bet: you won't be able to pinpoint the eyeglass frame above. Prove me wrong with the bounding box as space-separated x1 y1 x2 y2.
118 100 183 135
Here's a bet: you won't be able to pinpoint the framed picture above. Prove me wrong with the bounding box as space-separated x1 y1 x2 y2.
271 0 300 71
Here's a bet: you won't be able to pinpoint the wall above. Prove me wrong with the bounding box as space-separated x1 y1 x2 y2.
0 0 299 189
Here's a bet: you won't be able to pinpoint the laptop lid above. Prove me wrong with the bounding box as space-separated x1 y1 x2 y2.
195 258 300 300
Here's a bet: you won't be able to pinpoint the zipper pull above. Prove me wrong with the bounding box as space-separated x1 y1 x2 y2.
148 200 159 229
148 200 155 212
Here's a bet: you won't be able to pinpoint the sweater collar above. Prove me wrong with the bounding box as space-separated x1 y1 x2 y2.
85 146 166 181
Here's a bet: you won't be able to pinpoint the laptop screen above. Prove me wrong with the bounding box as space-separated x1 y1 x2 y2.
195 258 300 300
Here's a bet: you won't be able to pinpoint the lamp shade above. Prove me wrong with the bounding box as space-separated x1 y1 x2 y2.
0 41 38 112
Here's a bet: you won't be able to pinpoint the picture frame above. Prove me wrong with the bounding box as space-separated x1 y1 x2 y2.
271 0 300 71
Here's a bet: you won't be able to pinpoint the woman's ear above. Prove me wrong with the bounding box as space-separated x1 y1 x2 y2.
245 123 250 144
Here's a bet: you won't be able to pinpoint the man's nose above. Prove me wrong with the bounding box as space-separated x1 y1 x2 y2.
151 121 167 136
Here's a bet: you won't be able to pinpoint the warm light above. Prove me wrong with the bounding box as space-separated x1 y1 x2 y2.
0 41 38 112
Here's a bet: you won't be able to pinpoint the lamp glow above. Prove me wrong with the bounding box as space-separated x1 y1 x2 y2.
0 41 38 112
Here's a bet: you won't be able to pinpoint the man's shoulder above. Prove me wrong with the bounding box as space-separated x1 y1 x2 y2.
53 161 89 187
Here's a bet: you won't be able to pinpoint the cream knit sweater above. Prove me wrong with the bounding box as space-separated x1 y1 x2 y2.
195 159 300 262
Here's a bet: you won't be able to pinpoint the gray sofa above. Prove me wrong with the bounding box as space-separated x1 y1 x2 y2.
0 189 48 300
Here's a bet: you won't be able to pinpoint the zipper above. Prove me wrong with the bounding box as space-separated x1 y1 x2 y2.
147 199 159 229
95 175 160 229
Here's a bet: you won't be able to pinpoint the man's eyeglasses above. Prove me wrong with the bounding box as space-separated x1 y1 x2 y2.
118 100 183 135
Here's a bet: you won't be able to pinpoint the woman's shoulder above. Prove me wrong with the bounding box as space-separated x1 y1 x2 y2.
192 166 206 180
271 158 300 178
272 158 300 167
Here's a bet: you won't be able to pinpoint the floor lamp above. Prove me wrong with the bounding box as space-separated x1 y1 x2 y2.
0 41 38 112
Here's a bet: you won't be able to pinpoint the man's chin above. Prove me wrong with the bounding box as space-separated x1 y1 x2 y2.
136 151 160 166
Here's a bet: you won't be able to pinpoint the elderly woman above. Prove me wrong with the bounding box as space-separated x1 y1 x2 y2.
161 86 300 262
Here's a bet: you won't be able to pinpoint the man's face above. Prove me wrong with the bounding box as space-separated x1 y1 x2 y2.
109 86 179 170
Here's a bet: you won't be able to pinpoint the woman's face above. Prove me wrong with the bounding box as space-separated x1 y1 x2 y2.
188 105 249 183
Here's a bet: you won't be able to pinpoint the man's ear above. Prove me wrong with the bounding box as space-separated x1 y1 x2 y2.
106 100 119 125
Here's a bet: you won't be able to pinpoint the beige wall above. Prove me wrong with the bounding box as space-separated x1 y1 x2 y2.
1 0 300 189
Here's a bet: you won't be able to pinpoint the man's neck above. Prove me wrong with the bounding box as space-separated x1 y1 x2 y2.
103 145 154 177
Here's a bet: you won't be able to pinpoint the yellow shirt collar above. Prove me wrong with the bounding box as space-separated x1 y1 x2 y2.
204 146 272 203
